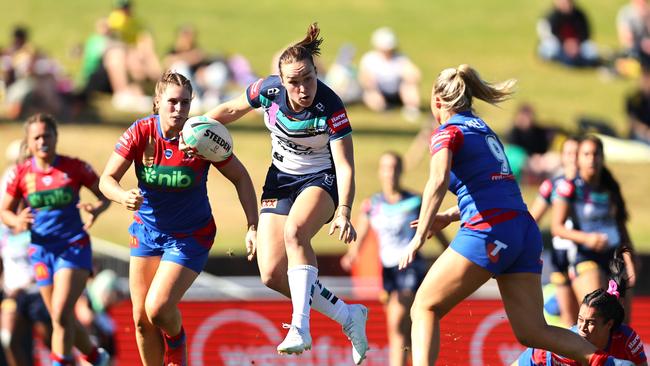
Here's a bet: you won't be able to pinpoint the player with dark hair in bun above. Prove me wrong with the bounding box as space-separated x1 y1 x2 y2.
205 23 368 363
514 248 647 366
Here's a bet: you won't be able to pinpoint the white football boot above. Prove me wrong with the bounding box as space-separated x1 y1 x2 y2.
342 304 369 365
277 324 312 355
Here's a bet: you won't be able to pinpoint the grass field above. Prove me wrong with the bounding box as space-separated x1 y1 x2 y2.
2 0 650 255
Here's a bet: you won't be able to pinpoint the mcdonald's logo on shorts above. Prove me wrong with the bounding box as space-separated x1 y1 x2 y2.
130 236 140 248
34 263 50 281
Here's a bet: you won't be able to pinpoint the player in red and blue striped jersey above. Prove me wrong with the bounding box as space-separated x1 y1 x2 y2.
99 71 258 366
0 114 111 366
398 64 634 366
514 250 647 366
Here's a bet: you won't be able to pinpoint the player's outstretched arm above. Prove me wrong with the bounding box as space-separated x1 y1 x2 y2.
203 93 254 125
399 148 451 270
216 154 259 261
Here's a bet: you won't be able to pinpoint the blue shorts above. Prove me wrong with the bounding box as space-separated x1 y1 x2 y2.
28 233 93 287
382 256 426 294
451 209 543 276
128 218 216 274
260 165 338 217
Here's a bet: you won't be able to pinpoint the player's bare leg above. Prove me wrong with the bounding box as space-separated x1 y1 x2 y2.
498 272 599 364
130 256 164 366
146 261 198 366
410 248 491 366
256 213 291 297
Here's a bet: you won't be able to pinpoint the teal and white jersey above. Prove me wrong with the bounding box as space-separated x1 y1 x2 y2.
362 191 422 268
246 76 352 175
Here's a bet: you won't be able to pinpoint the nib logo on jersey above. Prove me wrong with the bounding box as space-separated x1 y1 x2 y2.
138 165 195 189
27 186 74 209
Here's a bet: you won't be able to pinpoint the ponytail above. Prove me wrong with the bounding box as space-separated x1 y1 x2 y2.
434 64 516 112
278 23 323 74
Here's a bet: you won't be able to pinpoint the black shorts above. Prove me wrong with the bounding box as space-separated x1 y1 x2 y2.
16 290 50 324
382 256 427 294
260 165 338 217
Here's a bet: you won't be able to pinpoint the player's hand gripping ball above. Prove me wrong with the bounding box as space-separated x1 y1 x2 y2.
180 116 233 162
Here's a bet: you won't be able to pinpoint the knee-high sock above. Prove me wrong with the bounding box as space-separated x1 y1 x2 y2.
288 265 318 330
311 278 350 325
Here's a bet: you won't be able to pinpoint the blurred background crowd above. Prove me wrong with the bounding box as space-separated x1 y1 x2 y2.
1 0 650 365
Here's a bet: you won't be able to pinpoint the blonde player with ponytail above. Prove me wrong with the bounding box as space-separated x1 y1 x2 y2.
399 65 634 366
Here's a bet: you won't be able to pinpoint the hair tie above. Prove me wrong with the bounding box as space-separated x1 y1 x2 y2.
607 280 620 299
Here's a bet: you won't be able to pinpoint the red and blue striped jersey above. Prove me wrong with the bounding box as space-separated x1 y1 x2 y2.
429 111 527 225
115 115 231 234
5 155 98 245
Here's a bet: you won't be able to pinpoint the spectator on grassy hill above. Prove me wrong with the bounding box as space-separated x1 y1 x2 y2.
537 0 600 67
107 0 161 90
163 24 258 112
76 17 151 114
625 66 650 144
505 104 561 182
324 43 362 105
615 0 650 77
1 26 73 120
1 25 35 87
359 27 422 122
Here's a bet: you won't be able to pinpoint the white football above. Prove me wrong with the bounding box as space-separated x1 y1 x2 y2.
181 116 233 162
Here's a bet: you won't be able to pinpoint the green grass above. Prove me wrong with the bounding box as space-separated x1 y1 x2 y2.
2 0 650 254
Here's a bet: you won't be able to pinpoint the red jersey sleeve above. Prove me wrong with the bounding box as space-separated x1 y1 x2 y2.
429 125 464 155
622 328 647 364
538 179 553 201
554 179 575 201
75 159 99 188
3 165 22 198
115 121 143 161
